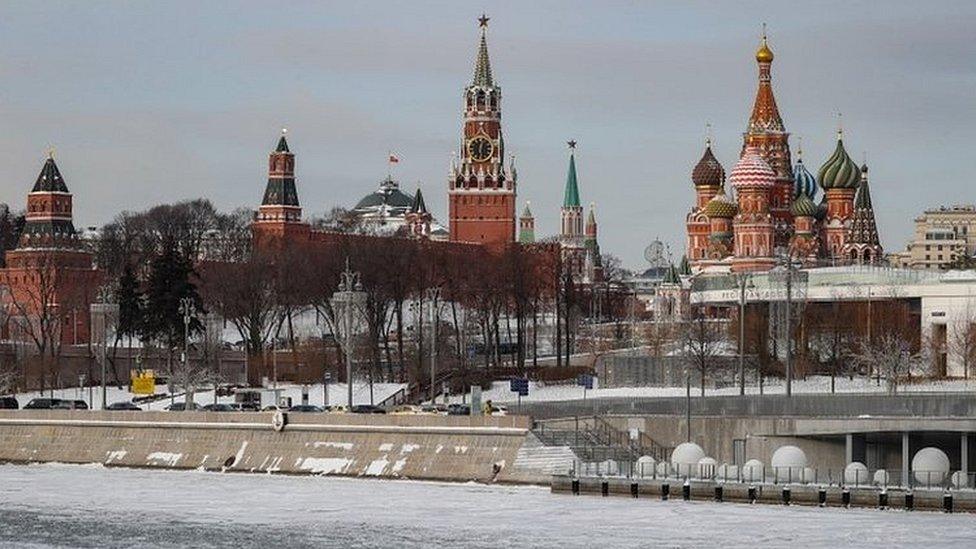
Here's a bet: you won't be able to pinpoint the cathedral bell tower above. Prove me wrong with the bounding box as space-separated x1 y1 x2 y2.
448 14 516 245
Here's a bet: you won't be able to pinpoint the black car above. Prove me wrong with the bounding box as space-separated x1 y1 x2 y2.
287 404 324 413
165 402 199 411
200 403 235 412
447 404 471 416
0 397 18 409
23 398 63 410
53 400 89 410
350 405 386 414
106 401 142 411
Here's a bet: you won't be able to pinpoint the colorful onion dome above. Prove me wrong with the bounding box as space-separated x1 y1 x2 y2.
818 133 860 190
791 192 818 217
692 143 725 187
729 147 776 189
793 158 817 199
703 187 738 218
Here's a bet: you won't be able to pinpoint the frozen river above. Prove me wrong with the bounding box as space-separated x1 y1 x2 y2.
1 464 973 548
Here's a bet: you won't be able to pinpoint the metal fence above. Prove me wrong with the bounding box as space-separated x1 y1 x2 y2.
573 459 976 491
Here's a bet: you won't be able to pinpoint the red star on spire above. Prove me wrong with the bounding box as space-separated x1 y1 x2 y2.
567 140 577 149
478 14 490 28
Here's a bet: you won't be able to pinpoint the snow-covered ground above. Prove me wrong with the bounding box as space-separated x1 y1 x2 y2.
12 382 406 410
1 464 973 548
482 375 976 404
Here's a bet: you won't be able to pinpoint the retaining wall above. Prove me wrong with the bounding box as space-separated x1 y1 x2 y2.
0 411 544 484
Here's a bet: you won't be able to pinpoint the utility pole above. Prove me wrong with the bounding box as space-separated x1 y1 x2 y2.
785 267 793 398
737 274 748 396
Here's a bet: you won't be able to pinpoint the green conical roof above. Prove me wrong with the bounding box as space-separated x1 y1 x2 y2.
662 262 681 284
521 201 533 218
854 164 873 209
472 27 493 87
563 152 581 208
276 134 290 153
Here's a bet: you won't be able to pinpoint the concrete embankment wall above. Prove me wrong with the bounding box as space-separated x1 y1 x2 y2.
0 411 545 484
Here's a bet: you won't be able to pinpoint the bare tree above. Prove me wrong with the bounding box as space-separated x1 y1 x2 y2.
679 310 725 396
948 301 976 379
850 333 922 394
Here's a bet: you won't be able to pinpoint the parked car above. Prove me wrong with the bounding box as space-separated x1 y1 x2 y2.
287 404 324 413
262 404 283 412
488 405 508 416
0 396 18 409
227 403 259 412
447 404 471 416
350 405 386 414
324 405 347 414
106 401 142 411
23 398 63 410
420 404 448 415
165 402 199 411
390 405 423 415
200 403 235 412
53 400 89 410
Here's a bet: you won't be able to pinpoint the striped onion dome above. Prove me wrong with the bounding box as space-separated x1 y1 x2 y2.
791 192 818 217
692 144 725 187
793 158 817 199
729 147 776 189
703 186 738 218
818 134 860 190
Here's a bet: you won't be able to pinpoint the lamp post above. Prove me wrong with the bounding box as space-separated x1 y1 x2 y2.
331 259 366 410
735 273 752 396
178 296 196 411
426 287 441 403
90 290 118 410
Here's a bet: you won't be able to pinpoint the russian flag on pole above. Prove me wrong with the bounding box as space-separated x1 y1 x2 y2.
389 153 400 164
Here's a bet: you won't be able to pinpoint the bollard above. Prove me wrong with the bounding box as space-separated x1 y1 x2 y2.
841 488 851 508
943 492 953 514
601 481 609 497
747 485 757 504
714 485 723 502
878 491 888 510
571 479 580 496
631 482 639 499
782 487 791 506
682 482 691 501
818 487 827 507
661 483 670 501
904 491 914 511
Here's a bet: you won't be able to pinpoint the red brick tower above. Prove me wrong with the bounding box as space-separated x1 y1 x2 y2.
743 28 793 252
1 153 100 344
448 15 516 245
253 130 310 243
818 130 861 259
686 135 725 265
730 147 777 272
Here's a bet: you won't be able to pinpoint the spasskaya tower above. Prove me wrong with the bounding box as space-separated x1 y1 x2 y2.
448 14 517 245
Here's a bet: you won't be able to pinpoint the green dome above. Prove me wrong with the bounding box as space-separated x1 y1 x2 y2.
791 193 818 217
703 187 737 218
818 136 860 190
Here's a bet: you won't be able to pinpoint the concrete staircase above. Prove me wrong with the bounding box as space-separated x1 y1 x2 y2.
512 432 578 477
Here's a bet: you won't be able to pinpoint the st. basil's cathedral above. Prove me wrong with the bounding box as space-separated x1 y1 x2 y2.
685 31 882 273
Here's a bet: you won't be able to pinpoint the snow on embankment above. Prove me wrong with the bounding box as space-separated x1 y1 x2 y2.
0 410 546 484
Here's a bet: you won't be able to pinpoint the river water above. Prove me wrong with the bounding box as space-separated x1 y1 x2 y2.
0 464 973 548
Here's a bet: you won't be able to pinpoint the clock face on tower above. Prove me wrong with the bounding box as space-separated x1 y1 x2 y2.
467 136 493 162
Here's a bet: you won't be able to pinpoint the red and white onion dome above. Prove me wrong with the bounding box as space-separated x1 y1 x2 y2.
729 147 776 189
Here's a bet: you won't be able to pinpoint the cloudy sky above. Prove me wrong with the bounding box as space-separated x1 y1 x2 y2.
0 1 973 268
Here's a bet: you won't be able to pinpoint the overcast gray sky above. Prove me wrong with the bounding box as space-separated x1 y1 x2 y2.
1 1 974 268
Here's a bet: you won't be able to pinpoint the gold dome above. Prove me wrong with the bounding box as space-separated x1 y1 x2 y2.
756 37 773 63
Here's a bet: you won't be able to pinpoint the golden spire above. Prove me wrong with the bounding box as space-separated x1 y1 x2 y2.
756 23 774 63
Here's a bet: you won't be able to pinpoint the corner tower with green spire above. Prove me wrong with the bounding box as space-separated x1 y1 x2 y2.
559 140 590 281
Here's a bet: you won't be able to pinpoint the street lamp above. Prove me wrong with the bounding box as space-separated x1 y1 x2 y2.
426 287 441 403
178 296 196 411
90 290 119 410
331 259 366 410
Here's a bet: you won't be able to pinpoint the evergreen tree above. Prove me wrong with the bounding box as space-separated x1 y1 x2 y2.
142 237 204 349
115 261 143 342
